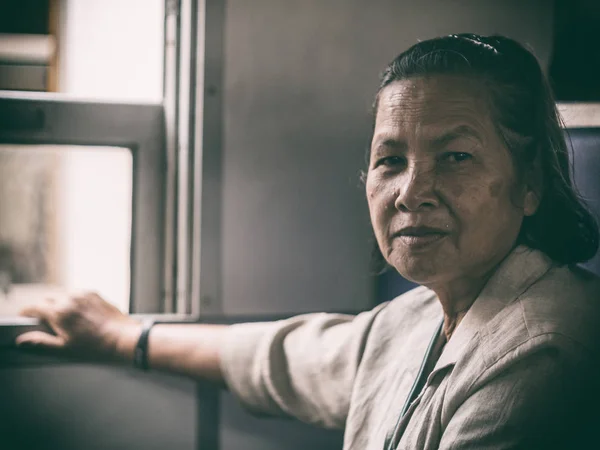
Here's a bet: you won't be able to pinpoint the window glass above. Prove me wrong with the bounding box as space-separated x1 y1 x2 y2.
0 0 164 99
59 0 164 101
0 144 132 315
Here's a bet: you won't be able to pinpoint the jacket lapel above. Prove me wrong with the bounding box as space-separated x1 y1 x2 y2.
431 246 554 373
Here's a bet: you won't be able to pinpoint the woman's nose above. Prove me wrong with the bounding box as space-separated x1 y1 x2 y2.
394 164 439 212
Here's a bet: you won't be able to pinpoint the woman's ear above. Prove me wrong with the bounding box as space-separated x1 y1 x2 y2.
523 190 540 216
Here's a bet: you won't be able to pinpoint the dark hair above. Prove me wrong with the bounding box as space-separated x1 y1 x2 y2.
368 33 599 266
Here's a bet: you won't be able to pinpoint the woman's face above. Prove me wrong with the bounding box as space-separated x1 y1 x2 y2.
366 76 538 285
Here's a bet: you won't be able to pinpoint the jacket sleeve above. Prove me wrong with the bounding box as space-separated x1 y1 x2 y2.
439 337 598 450
219 303 388 429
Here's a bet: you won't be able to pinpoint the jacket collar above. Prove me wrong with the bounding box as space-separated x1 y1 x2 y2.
432 246 554 372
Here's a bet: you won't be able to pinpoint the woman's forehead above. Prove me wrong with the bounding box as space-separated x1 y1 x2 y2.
374 76 493 135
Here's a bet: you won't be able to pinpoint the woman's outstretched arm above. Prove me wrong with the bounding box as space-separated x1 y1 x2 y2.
15 291 386 427
16 292 228 384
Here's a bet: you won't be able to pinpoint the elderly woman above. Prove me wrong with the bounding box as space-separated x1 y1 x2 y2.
16 34 600 449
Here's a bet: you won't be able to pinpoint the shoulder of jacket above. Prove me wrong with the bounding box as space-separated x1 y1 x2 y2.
475 266 600 368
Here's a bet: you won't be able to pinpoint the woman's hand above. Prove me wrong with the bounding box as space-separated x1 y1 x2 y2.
16 292 141 362
16 292 228 382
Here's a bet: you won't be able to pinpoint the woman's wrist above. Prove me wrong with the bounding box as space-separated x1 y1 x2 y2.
108 320 144 363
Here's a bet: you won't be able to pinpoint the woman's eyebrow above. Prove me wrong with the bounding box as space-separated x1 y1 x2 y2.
373 138 408 152
429 125 482 149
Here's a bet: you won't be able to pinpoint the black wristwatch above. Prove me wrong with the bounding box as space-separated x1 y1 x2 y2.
133 319 155 371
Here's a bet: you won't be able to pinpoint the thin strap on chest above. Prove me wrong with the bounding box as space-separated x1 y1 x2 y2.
384 319 444 450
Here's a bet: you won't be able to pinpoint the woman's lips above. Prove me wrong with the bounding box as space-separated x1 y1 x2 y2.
396 232 446 248
392 226 449 249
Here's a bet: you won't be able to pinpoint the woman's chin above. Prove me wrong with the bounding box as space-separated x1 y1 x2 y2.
388 238 458 283
392 257 450 285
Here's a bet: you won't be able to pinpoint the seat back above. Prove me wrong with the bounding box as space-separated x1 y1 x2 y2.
567 128 600 276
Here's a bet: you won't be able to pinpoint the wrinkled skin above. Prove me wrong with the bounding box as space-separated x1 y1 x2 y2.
366 76 539 318
17 292 138 359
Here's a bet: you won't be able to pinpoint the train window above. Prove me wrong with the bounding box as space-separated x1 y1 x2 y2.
0 94 165 325
0 144 133 316
0 0 224 340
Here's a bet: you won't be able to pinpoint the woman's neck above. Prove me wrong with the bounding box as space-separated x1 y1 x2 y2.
424 246 518 341
431 273 493 341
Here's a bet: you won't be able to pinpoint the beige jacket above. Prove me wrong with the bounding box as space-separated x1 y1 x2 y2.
220 247 600 449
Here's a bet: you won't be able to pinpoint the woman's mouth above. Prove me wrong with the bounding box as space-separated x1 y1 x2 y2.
393 226 449 249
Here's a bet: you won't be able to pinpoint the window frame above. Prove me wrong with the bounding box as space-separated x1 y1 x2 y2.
0 0 226 348
0 91 166 322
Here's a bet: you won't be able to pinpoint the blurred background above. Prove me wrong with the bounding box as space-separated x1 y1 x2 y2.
0 1 599 450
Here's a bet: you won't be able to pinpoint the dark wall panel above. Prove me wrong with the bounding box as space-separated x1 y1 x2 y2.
0 364 196 450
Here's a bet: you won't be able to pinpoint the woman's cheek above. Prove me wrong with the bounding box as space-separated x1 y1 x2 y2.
367 177 396 241
367 173 393 209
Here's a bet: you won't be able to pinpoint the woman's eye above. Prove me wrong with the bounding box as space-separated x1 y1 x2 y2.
443 152 473 163
377 156 405 167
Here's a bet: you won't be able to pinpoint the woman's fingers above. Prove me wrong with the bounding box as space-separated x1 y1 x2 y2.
19 302 55 322
17 292 136 361
15 331 66 349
